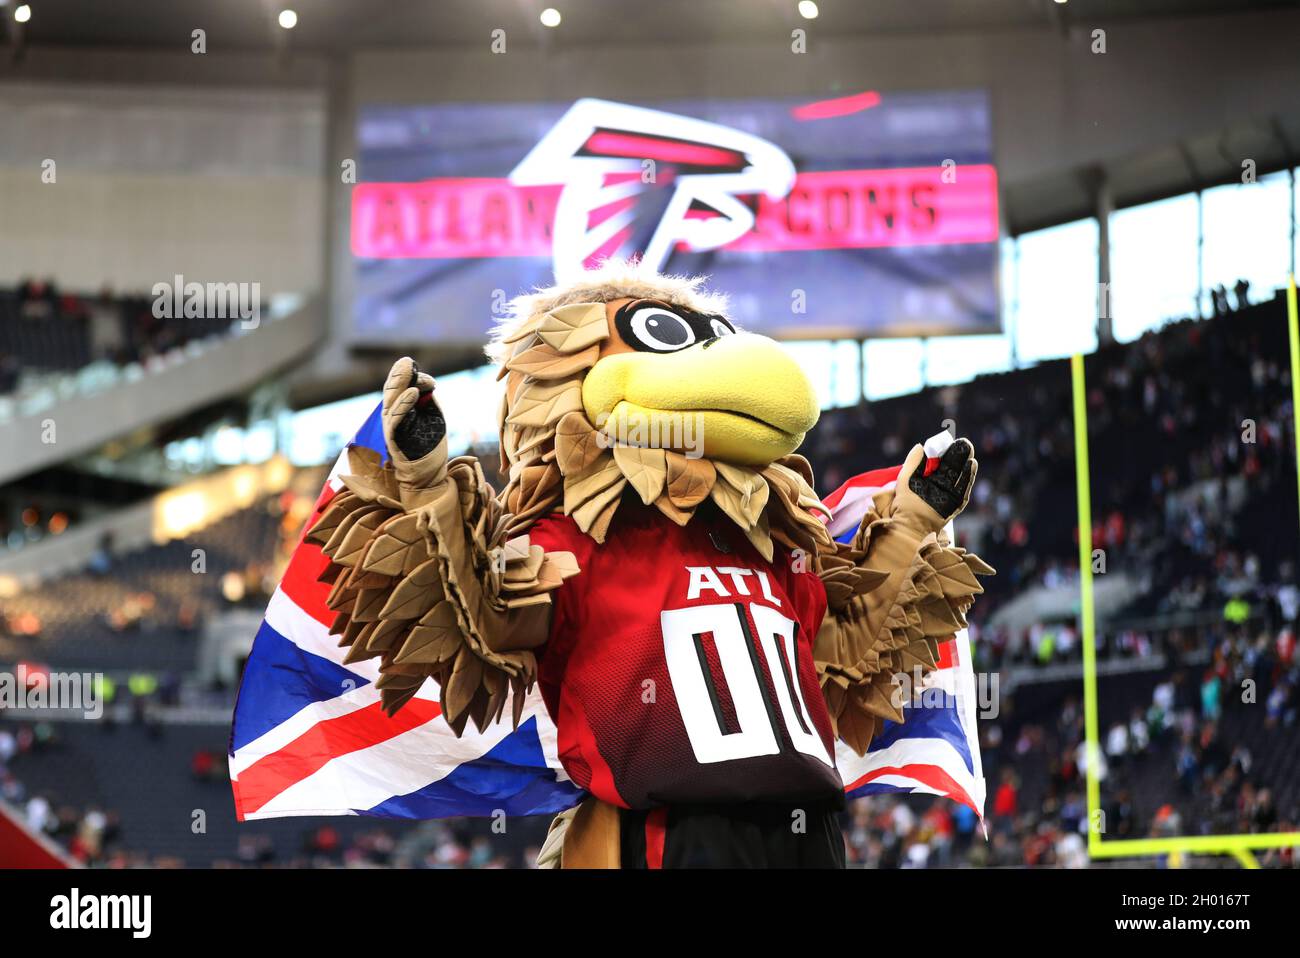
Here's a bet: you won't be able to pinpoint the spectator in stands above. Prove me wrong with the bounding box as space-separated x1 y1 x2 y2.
1128 707 1150 755
1149 804 1182 837
1233 278 1251 311
1277 627 1296 668
7 610 42 640
176 597 201 634
1212 284 1230 316
87 532 114 575
1250 787 1277 831
25 793 52 833
106 591 157 633
1105 721 1129 767
18 278 58 322
308 825 341 857
1200 669 1223 721
190 747 217 782
0 349 18 393
992 768 1019 821
87 286 126 363
237 834 276 866
1265 678 1293 728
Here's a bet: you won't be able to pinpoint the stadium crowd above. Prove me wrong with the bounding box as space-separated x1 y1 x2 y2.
805 295 1297 671
842 627 1299 868
0 279 237 395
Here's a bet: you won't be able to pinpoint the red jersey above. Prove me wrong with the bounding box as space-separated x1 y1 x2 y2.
527 500 843 809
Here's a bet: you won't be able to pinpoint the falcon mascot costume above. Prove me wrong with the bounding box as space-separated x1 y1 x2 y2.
306 262 992 868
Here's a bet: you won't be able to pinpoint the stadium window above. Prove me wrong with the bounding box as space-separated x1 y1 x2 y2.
212 425 246 466
864 338 924 399
783 341 833 409
999 235 1019 367
829 339 862 407
1293 167 1299 279
287 392 380 466
1201 171 1292 311
784 340 861 409
1109 192 1200 342
243 421 277 463
1013 218 1100 363
923 334 1015 387
433 365 502 453
178 437 206 472
285 366 504 467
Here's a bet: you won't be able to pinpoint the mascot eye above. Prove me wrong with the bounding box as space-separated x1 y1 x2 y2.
628 307 696 352
709 318 734 339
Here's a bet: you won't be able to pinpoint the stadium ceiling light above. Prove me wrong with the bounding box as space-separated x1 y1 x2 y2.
14 3 31 22
278 8 298 29
798 1 819 19
540 7 561 28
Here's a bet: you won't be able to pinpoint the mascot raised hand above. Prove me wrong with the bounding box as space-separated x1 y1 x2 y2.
306 262 992 868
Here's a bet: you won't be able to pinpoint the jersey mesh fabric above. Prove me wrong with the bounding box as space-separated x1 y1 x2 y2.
528 497 843 809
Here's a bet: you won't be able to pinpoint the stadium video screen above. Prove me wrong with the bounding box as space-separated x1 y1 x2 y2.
351 91 999 345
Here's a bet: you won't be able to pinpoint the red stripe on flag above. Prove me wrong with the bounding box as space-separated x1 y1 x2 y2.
279 541 335 628
821 466 903 512
278 483 339 627
936 639 956 671
236 698 441 815
304 483 339 540
845 763 978 815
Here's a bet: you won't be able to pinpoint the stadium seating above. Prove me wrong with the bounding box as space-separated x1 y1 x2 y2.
0 489 290 672
844 654 1298 867
805 295 1297 665
0 283 235 390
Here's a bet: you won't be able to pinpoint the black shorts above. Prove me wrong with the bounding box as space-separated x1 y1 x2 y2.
618 799 846 869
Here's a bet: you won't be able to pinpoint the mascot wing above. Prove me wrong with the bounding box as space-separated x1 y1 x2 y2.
812 436 995 756
304 359 579 735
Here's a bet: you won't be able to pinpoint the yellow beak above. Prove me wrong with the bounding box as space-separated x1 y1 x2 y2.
581 332 820 466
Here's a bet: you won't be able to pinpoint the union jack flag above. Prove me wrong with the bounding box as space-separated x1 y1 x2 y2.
229 410 984 823
822 468 987 820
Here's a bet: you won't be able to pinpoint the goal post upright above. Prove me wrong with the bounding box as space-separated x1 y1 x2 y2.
1071 278 1300 864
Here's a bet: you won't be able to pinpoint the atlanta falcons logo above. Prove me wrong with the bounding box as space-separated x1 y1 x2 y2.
510 98 796 282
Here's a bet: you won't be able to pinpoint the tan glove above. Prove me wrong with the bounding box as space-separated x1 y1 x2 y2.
814 432 989 753
381 357 449 509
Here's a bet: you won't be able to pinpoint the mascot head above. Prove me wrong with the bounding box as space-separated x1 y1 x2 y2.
488 261 831 559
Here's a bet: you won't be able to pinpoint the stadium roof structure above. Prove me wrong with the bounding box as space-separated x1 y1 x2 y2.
2 0 1294 53
5 1 1296 239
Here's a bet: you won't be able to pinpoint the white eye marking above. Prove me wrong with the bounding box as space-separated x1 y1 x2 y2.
710 318 734 339
631 307 695 352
